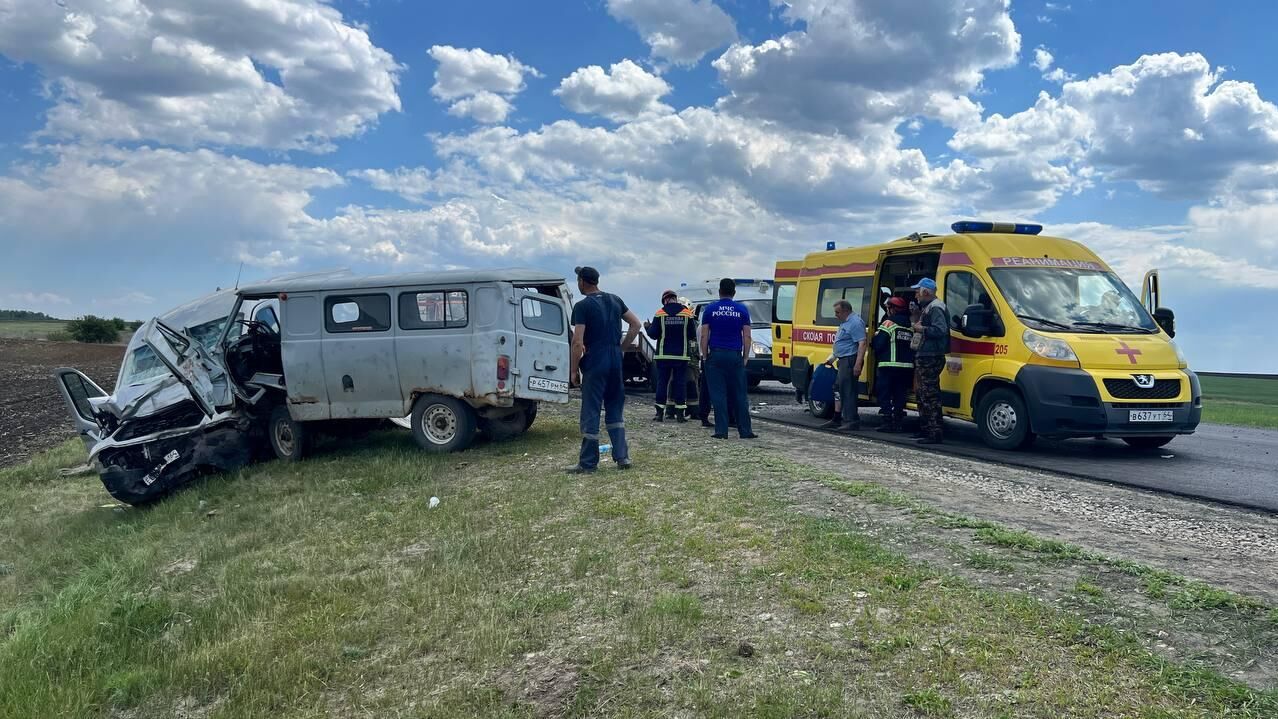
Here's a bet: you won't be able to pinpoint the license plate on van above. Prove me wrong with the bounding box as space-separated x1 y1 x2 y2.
1129 410 1173 422
529 377 568 393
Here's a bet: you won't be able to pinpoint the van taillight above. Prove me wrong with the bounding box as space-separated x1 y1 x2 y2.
497 355 510 387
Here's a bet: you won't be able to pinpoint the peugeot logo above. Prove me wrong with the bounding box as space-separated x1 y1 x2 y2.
1132 374 1155 389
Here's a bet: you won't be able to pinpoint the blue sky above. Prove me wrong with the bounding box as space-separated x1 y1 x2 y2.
2 0 1277 370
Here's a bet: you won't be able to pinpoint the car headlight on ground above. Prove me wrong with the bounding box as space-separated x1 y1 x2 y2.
751 342 770 357
1022 329 1078 364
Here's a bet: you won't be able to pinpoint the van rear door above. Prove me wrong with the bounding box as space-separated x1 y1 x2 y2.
772 261 800 382
514 289 571 403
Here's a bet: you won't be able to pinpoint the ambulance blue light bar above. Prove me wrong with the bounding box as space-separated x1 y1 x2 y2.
951 221 1043 235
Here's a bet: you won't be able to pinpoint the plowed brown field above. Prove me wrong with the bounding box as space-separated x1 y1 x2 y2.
0 338 125 467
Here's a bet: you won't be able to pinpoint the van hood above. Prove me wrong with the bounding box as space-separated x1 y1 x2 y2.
1063 333 1181 370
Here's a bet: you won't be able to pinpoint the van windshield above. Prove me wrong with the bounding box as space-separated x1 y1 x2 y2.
987 268 1158 334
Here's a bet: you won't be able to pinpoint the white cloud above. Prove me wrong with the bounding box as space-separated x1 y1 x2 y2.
446 91 514 124
6 291 70 306
555 60 673 122
711 0 1019 134
427 45 540 123
950 52 1278 207
606 0 737 67
1033 47 1054 72
1043 67 1075 83
1032 46 1074 83
0 0 402 151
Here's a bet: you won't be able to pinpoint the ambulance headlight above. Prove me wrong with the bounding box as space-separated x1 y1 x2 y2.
1171 340 1188 368
751 341 770 357
1022 329 1078 362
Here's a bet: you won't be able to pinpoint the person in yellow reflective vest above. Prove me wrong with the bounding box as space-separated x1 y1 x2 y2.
644 289 698 422
872 296 916 433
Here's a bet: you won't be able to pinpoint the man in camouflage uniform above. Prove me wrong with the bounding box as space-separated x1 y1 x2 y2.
910 278 949 444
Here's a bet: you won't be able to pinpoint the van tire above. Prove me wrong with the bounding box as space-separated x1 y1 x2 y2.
976 387 1035 450
484 405 531 441
411 394 476 453
269 405 310 462
1122 436 1174 450
808 395 835 420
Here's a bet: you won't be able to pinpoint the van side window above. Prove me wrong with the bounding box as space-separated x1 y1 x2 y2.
522 296 564 334
253 305 280 334
399 291 468 330
325 294 391 333
943 271 993 327
815 278 869 326
773 283 796 323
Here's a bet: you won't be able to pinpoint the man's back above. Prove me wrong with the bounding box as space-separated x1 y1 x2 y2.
703 299 749 350
572 292 627 358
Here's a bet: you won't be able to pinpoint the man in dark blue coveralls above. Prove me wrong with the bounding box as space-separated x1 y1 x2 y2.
567 266 643 473
700 278 758 440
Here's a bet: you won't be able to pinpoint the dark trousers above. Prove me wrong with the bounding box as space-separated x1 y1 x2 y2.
914 355 946 439
837 355 860 427
578 350 629 469
697 366 714 422
706 349 752 437
654 359 688 410
876 366 912 421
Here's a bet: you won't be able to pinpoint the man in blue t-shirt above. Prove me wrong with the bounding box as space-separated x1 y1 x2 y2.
698 278 758 440
820 298 868 431
568 266 643 473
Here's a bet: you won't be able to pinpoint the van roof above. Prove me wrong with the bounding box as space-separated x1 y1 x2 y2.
237 267 566 296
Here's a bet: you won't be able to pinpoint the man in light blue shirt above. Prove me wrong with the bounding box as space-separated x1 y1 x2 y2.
820 299 867 431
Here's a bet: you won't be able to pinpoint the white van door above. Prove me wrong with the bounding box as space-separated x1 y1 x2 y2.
320 292 404 418
53 368 107 449
1140 269 1161 312
514 290 571 402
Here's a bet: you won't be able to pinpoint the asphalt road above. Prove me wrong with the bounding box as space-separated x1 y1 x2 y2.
741 383 1278 513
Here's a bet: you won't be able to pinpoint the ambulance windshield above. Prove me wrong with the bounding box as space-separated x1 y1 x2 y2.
987 268 1159 334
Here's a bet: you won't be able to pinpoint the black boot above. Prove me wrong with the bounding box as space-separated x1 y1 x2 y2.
652 405 664 422
675 407 688 423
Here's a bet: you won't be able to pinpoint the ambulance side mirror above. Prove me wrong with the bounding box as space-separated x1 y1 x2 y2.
1153 307 1175 338
960 303 996 338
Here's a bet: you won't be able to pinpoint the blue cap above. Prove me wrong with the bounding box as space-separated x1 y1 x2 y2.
910 278 937 291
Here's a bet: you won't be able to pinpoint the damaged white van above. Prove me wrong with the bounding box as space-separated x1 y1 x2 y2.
55 269 573 504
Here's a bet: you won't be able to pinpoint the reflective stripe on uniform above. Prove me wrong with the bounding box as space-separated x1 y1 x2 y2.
877 321 913 368
653 307 694 361
606 421 625 430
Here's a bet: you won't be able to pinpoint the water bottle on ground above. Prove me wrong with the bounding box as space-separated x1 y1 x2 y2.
599 443 611 457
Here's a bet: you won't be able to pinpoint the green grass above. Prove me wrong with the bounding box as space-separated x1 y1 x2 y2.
0 319 68 339
2 412 1277 717
1199 374 1278 429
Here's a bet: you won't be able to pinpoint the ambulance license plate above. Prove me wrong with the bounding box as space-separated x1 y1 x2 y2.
529 377 568 393
1129 410 1173 422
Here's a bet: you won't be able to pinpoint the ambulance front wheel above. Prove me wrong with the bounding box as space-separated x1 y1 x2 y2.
977 388 1035 450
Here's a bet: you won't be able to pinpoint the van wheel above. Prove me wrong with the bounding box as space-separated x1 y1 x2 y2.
411 394 476 453
484 406 530 441
976 388 1035 450
1122 436 1174 450
808 395 835 420
269 405 310 462
524 403 537 432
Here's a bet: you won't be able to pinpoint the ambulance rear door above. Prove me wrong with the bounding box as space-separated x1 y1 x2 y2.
771 261 800 384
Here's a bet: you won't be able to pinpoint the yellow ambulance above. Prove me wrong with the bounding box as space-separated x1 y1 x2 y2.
770 221 1200 450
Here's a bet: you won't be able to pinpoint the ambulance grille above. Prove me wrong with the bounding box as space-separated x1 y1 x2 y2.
1103 378 1181 400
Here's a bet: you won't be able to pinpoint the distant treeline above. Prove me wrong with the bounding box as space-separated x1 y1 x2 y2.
0 309 62 321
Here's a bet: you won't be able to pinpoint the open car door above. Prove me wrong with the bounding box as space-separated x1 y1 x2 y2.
138 318 220 418
1140 269 1161 313
53 368 107 449
515 289 572 402
1140 269 1176 338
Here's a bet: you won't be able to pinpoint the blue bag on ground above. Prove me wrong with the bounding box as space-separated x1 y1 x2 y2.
810 363 836 403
